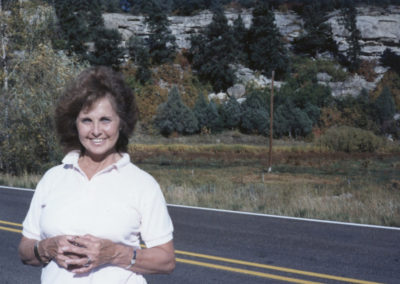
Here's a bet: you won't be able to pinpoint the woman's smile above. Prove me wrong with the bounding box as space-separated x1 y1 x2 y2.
76 96 121 161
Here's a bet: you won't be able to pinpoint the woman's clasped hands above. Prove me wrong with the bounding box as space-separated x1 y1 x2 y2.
47 234 115 274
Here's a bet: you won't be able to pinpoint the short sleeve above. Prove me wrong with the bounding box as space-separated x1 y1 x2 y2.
139 179 173 248
22 171 52 240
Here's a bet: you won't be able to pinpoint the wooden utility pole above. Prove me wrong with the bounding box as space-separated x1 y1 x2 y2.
267 70 274 173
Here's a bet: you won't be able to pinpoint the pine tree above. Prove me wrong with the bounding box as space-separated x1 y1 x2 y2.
205 101 224 133
155 86 198 136
193 92 209 131
248 2 289 79
232 14 248 64
145 0 176 65
341 1 361 72
189 7 236 92
87 28 124 69
222 96 242 130
128 36 152 84
293 2 338 57
274 98 313 138
374 86 396 125
54 0 91 57
380 48 400 75
240 90 269 136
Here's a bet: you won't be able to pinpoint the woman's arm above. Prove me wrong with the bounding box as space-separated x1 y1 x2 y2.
63 235 175 275
18 235 82 269
125 240 176 274
18 237 44 266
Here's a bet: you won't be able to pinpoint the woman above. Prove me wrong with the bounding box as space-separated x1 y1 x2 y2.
18 66 175 283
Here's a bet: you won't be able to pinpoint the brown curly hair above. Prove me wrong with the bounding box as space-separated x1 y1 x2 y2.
55 66 138 153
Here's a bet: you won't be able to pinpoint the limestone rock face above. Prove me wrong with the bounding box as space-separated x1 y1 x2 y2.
326 6 400 59
104 6 400 59
103 6 400 98
103 9 302 49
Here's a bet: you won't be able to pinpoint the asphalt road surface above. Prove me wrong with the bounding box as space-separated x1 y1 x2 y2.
1 186 399 284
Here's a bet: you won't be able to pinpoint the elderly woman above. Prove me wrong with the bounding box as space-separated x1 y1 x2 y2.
18 66 175 284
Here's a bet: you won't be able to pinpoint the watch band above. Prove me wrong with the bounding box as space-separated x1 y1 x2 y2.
125 248 137 269
34 241 49 265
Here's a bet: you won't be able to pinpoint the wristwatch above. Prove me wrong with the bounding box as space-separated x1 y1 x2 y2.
126 248 137 269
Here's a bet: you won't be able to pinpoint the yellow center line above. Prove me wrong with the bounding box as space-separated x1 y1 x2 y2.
0 225 22 233
0 220 23 227
0 220 383 284
177 258 322 284
175 250 381 284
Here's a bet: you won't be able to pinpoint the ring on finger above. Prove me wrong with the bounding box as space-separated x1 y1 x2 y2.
84 257 92 267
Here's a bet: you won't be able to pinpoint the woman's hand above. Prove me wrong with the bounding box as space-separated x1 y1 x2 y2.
18 236 84 268
41 236 86 269
61 234 118 274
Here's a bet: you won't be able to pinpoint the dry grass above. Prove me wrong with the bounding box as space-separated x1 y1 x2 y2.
132 139 400 227
0 172 41 189
1 133 399 227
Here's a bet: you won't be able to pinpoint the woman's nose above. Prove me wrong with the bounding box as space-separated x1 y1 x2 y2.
92 122 102 136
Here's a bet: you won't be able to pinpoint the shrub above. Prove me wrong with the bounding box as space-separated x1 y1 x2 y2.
0 45 84 174
192 92 209 130
221 96 242 130
240 90 269 136
319 126 381 153
154 86 198 136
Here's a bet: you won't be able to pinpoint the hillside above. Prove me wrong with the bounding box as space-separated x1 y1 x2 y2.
0 0 399 174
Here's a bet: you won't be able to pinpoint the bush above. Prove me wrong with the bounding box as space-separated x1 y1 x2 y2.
154 86 198 136
0 45 84 174
240 90 269 136
319 126 381 153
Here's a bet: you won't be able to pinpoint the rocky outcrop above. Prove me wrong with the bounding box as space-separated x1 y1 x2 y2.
327 5 400 60
103 9 302 50
103 6 400 98
104 6 400 59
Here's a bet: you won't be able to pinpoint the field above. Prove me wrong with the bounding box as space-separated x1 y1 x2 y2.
1 131 399 227
130 132 400 227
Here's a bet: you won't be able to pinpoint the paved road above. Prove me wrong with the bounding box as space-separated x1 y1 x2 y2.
1 186 399 283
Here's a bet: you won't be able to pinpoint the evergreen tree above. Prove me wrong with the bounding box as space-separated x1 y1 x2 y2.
240 89 269 135
205 100 224 133
341 1 361 72
380 48 400 75
145 0 176 65
274 98 313 138
293 2 338 57
222 96 242 130
54 0 90 57
248 2 289 79
192 92 209 131
128 36 152 84
374 86 396 125
189 7 236 92
88 28 124 69
231 14 248 64
155 86 198 136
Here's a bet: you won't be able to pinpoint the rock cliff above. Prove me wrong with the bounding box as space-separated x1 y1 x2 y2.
103 6 400 58
103 6 400 98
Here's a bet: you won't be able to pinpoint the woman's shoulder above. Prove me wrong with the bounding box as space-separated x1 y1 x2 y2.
123 162 158 185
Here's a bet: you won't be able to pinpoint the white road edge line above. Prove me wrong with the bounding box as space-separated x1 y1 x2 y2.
2 185 400 231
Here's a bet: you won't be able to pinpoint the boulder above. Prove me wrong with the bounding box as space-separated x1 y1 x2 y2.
327 74 381 97
227 84 246 99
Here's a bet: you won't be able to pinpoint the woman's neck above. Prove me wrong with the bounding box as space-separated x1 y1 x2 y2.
78 151 121 180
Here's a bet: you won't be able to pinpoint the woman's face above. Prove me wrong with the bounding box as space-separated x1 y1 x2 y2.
76 96 121 160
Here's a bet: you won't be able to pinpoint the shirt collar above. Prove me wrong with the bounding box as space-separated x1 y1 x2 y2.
62 150 130 173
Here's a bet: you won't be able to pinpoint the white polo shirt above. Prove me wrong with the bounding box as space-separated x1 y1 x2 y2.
22 151 174 284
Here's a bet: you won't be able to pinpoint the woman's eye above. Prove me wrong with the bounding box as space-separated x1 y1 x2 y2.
101 117 111 122
81 118 91 123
